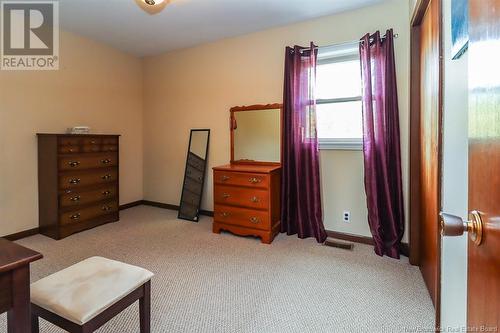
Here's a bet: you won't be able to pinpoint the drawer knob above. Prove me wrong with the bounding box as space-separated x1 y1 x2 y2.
69 178 81 184
70 213 81 220
102 190 112 196
250 217 260 224
102 205 112 211
70 195 81 202
250 196 260 203
249 177 261 184
101 159 111 164
68 161 80 167
220 212 229 217
222 193 230 199
91 140 96 144
102 174 112 180
221 175 230 181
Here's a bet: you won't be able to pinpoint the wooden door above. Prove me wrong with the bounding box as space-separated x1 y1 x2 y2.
412 0 442 317
467 0 500 328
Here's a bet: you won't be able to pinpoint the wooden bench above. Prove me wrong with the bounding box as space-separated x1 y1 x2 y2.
30 257 153 333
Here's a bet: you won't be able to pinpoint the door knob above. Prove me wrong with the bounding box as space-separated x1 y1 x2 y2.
440 210 483 246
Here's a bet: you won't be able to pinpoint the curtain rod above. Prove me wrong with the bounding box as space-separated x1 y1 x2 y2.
295 32 399 52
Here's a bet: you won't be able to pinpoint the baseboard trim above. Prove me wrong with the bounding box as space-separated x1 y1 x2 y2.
326 230 374 245
3 228 39 241
326 230 410 258
119 200 144 211
142 200 214 217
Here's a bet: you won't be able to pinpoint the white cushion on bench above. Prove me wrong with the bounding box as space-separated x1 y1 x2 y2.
31 256 153 325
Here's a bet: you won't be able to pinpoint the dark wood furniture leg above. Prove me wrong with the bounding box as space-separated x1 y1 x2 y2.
31 314 39 333
140 281 151 333
7 266 31 333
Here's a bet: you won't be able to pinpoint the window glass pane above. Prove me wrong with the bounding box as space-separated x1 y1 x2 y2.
316 101 363 139
316 60 362 100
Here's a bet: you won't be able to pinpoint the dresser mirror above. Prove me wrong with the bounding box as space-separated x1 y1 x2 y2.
179 129 210 222
230 104 282 165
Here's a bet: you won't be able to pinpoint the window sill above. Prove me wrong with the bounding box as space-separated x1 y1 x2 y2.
318 139 363 151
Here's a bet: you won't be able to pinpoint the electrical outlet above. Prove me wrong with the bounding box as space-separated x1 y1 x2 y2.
343 211 351 223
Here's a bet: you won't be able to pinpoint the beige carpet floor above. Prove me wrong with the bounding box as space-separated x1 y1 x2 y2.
1 206 434 333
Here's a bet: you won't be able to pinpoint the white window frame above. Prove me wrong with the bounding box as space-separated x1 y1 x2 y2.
316 43 363 151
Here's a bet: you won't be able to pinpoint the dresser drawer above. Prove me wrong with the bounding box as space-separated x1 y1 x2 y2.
214 205 270 231
59 201 118 225
59 168 117 189
102 137 118 145
214 171 268 188
58 137 80 146
101 145 118 152
59 153 117 171
82 144 101 153
60 185 117 208
58 145 80 154
214 185 269 210
82 137 101 145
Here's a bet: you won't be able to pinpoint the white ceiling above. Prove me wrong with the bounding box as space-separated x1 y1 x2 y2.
60 0 384 57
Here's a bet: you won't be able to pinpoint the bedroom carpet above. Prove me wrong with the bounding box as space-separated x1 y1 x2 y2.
0 205 434 332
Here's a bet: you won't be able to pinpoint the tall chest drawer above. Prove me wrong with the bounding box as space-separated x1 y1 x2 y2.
59 168 118 190
59 201 118 225
59 153 117 171
59 185 117 208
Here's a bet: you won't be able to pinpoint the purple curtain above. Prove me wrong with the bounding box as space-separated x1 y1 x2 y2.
359 30 405 259
281 43 327 243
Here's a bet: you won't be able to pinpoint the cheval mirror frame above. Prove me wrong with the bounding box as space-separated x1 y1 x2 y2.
178 129 210 222
230 103 283 166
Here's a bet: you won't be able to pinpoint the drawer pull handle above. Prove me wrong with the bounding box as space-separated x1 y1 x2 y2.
220 212 229 217
69 178 81 184
69 148 74 153
102 174 112 180
70 195 81 202
221 175 230 181
222 193 230 199
91 140 97 144
101 159 112 164
102 205 112 211
249 177 261 184
250 196 260 203
250 217 260 224
70 213 81 220
68 161 80 167
102 190 112 196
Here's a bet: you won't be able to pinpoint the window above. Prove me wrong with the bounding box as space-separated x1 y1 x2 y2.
316 43 363 150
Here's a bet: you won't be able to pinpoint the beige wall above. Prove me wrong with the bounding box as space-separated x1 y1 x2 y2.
0 31 144 236
143 0 410 241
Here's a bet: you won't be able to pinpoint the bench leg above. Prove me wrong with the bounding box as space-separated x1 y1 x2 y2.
139 281 151 333
31 314 39 333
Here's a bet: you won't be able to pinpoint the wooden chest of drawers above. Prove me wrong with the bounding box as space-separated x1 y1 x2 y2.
212 164 281 244
37 134 120 240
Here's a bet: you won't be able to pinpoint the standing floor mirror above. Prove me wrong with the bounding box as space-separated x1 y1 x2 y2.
178 129 210 222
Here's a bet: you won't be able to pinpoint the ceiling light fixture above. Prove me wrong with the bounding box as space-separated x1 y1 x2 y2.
135 0 170 15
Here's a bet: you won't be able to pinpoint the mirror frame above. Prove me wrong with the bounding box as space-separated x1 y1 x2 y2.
230 103 283 166
178 128 211 222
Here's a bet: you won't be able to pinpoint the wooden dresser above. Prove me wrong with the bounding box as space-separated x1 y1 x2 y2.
212 164 281 244
37 134 120 240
